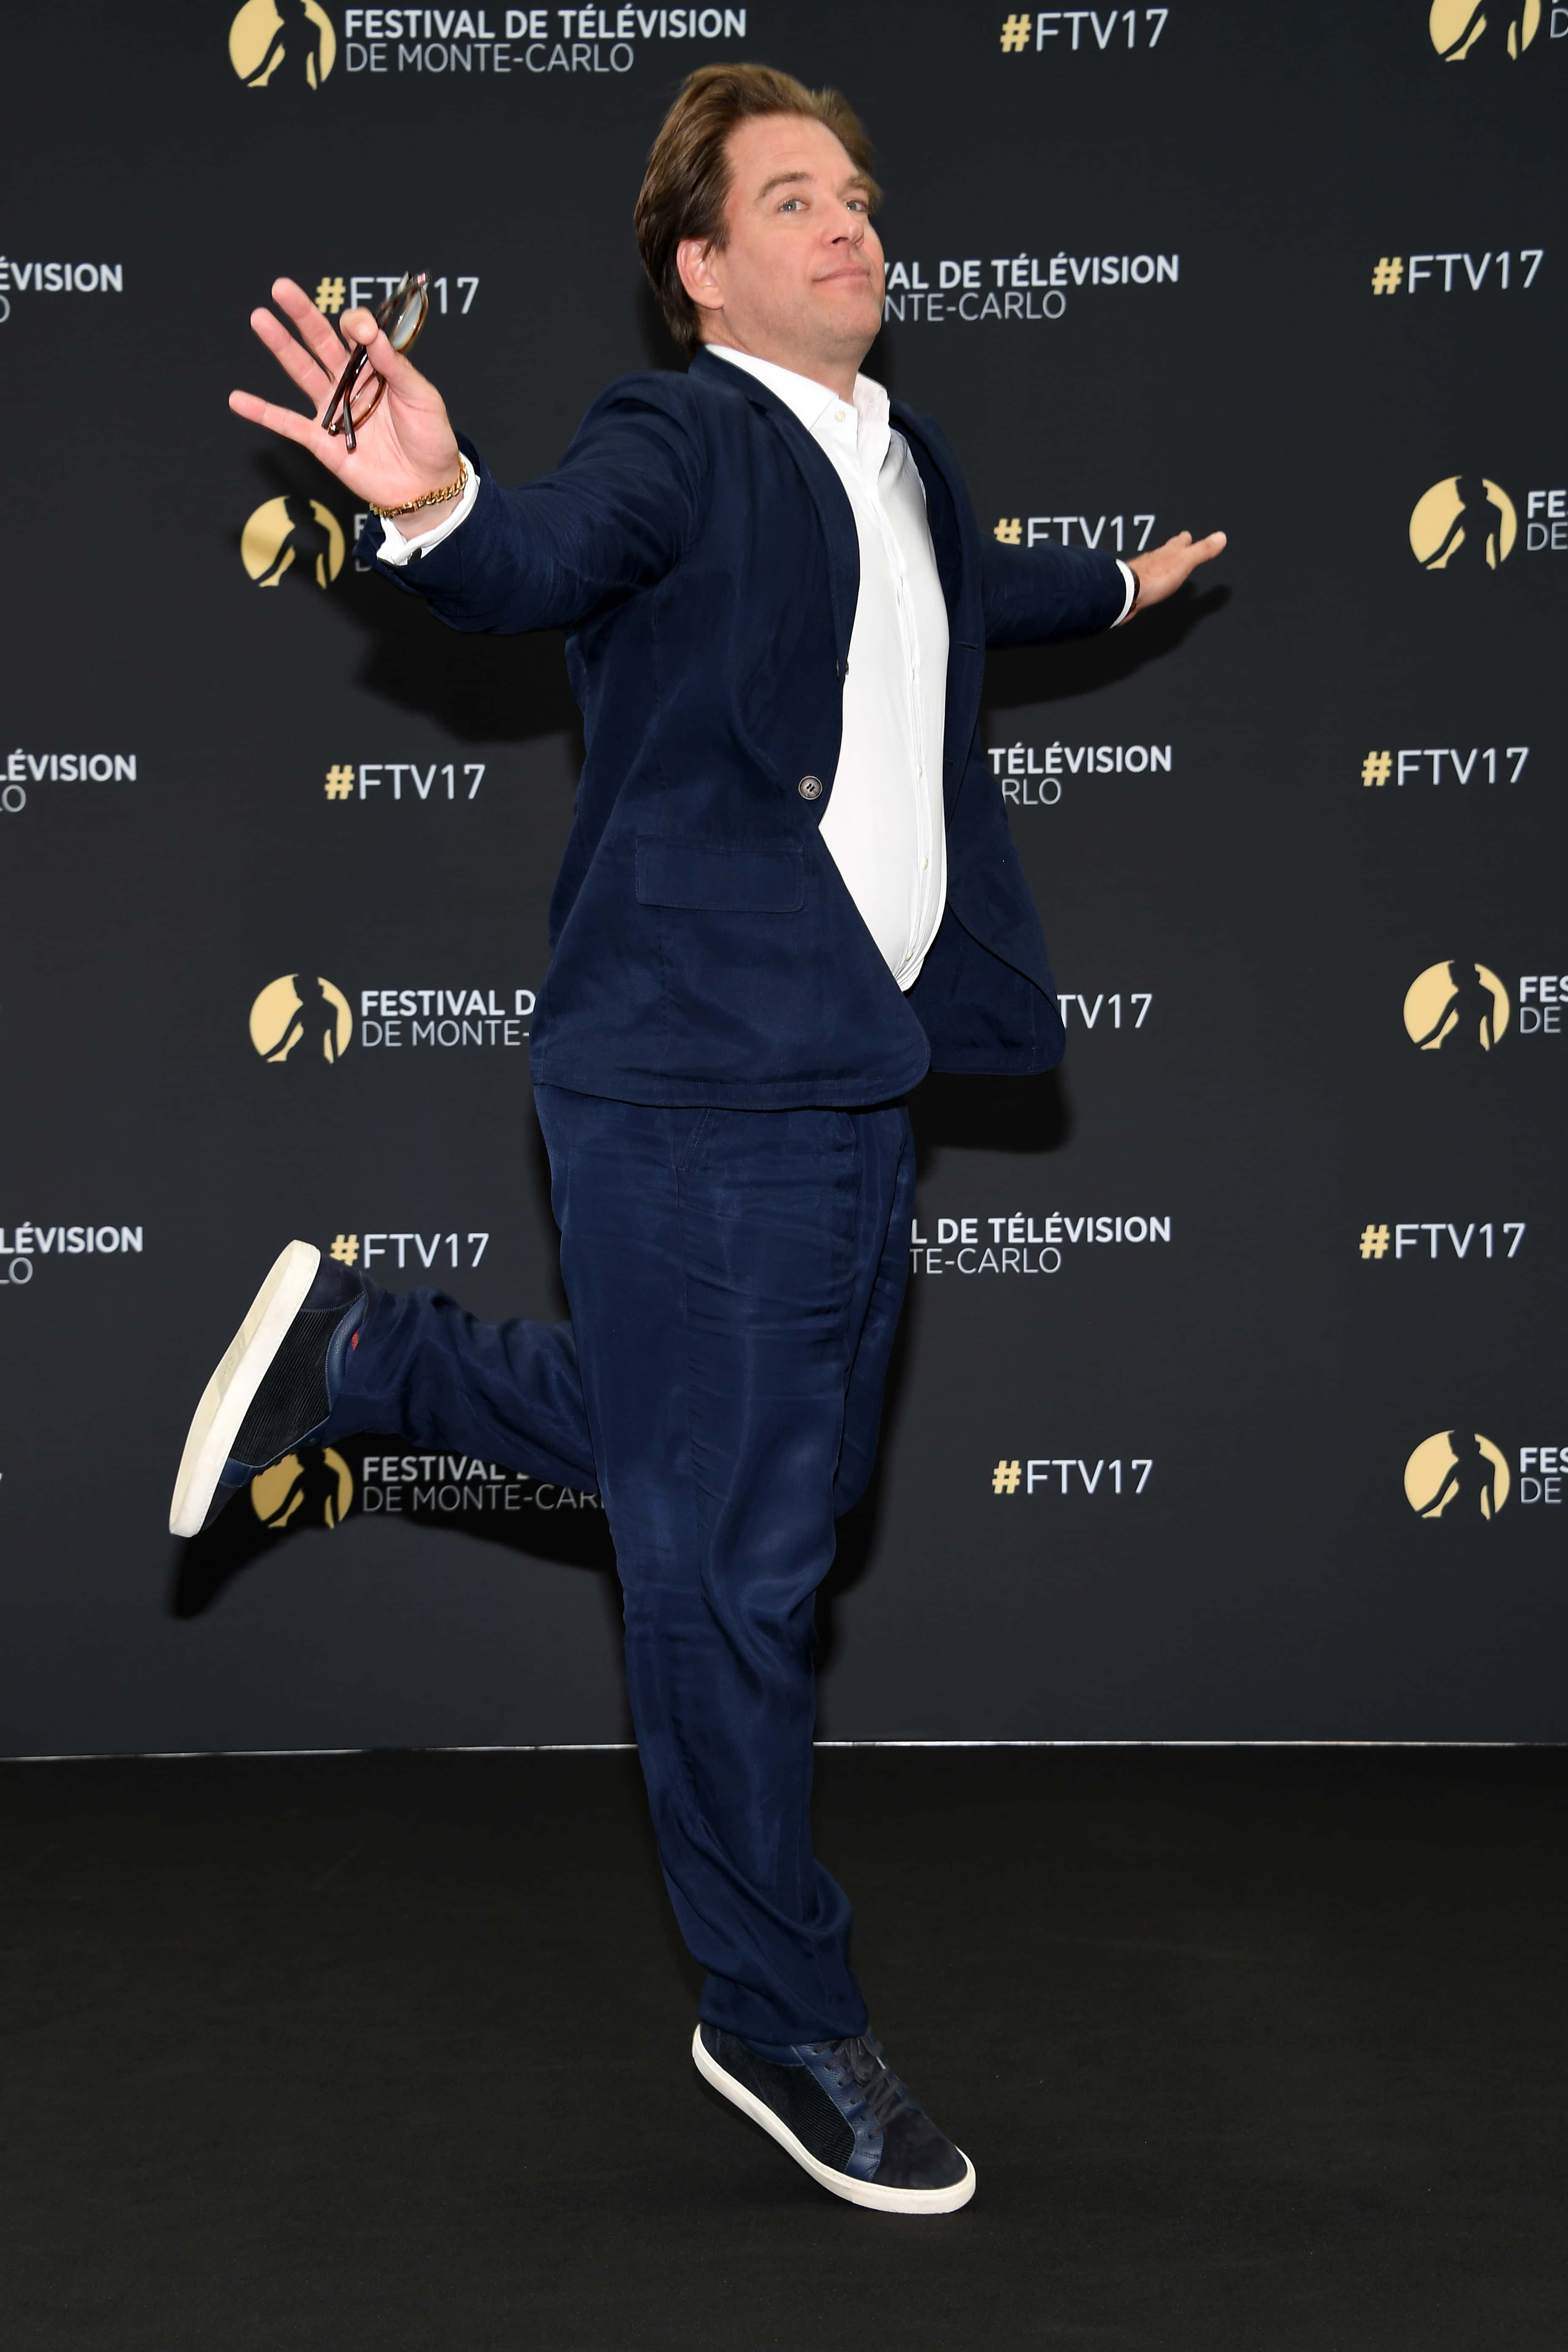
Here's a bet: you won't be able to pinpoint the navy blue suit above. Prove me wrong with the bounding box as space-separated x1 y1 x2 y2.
330 351 1123 2041
356 346 1124 1105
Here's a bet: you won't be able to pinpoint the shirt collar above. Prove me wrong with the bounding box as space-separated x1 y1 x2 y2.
704 343 890 447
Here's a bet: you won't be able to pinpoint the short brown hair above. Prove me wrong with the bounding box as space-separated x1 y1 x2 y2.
634 63 882 353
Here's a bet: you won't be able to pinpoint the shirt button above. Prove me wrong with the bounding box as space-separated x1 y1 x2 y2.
798 775 824 801
835 407 848 422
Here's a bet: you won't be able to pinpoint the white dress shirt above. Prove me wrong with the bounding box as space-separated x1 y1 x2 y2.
377 354 1136 993
708 346 950 988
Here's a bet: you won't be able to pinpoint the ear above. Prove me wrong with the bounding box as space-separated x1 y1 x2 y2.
676 235 726 316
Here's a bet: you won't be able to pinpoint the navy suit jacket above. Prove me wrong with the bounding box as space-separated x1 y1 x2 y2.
356 344 1125 1107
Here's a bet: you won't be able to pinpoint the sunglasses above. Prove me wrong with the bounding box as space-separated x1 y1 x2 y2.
321 270 428 454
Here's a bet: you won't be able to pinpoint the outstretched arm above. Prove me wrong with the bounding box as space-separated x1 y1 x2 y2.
982 534 1130 645
982 523 1226 646
1123 526 1227 618
363 387 706 637
229 278 702 636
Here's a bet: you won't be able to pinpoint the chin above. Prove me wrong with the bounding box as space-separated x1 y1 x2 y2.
817 293 883 345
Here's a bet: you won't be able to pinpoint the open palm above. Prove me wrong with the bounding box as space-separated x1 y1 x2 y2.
229 277 461 510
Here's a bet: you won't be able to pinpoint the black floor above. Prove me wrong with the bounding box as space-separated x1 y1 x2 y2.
5 1747 1568 2351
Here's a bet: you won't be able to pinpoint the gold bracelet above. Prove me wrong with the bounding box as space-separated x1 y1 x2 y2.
367 464 467 518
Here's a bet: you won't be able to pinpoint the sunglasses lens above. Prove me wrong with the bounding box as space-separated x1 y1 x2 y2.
386 284 425 350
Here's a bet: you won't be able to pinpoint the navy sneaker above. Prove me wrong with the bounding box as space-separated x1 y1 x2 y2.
169 1241 374 1536
693 2023 976 2214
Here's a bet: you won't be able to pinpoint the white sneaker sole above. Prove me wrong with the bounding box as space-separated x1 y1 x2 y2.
691 2027 977 2215
168 1240 322 1537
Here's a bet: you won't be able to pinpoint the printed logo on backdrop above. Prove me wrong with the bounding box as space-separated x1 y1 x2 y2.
1404 961 1566 1045
0 1224 145 1288
1 747 138 817
251 1447 354 1529
911 1209 1170 1277
359 1454 602 1516
242 496 346 590
0 256 124 326
1409 478 1568 561
1360 745 1528 789
313 271 479 321
1059 989 1152 1032
1370 250 1543 296
231 1 338 87
1429 0 1542 60
883 248 1176 328
322 1231 491 1271
243 1448 604 1534
1410 477 1516 570
250 974 354 1063
988 739 1171 806
333 5 752 80
994 510 1155 553
990 1454 1153 1495
1403 961 1509 1051
1404 1430 1511 1518
1357 1219 1526 1264
246 977 536 1057
998 10 1171 56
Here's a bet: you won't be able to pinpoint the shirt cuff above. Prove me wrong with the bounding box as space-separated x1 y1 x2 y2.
376 454 477 566
1111 557 1138 626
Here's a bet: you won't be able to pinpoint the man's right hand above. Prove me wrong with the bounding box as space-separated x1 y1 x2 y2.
229 278 465 536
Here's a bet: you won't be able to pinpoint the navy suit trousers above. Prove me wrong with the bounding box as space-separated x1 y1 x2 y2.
318 1085 916 2044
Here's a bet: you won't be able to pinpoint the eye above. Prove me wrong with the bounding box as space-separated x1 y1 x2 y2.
779 196 805 212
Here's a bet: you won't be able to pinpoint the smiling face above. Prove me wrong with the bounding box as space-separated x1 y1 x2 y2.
676 112 886 390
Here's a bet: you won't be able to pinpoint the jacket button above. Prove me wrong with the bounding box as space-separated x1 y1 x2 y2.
798 775 824 800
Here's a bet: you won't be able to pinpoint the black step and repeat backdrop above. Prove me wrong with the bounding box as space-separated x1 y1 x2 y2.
2 3 1564 1756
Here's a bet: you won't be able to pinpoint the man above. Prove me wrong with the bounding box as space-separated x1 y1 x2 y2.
177 63 1225 2215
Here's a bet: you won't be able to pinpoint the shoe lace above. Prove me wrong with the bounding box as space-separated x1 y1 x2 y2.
807 2034 910 2133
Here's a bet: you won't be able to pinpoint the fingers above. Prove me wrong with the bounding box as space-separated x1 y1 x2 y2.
1165 528 1227 567
228 387 343 466
338 304 425 396
249 303 335 402
270 276 351 373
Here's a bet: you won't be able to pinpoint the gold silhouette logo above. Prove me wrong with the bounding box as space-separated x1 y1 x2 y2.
1429 0 1541 60
1404 1430 1511 1519
1410 477 1517 571
1403 961 1511 1052
241 494 345 589
249 974 354 1064
251 1447 354 1529
229 1 337 88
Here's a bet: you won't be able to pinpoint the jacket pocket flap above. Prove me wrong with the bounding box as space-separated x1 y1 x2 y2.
635 837 804 913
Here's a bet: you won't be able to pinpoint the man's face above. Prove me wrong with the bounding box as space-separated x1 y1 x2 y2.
681 113 885 377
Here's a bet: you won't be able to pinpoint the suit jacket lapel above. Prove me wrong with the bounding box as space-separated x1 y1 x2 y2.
689 346 859 679
689 352 983 814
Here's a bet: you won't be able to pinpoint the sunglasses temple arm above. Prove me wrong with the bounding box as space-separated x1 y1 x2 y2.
322 347 366 441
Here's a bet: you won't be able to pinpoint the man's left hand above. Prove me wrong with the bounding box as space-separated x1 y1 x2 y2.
1126 528 1227 615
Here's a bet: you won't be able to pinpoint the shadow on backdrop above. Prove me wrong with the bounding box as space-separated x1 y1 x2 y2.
231 449 587 754
984 577 1229 716
170 1433 616 1620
